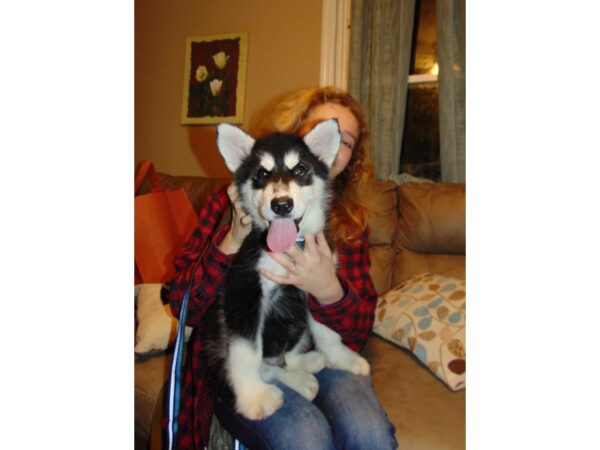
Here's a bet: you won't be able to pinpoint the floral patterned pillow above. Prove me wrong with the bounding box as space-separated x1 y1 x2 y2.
373 273 466 391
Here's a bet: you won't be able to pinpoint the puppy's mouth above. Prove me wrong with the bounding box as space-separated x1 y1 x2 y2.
266 217 301 253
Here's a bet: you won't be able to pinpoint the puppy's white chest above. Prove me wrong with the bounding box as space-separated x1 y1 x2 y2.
256 251 289 328
257 252 288 294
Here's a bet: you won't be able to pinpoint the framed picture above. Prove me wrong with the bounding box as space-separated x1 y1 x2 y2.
181 32 248 125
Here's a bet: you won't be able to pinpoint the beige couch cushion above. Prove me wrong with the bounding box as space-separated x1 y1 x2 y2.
395 183 465 254
392 249 465 287
135 354 170 442
364 336 465 450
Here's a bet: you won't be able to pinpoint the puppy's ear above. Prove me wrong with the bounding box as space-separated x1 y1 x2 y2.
216 124 256 173
303 118 341 168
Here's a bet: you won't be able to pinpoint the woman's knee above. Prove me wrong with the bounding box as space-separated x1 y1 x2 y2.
344 419 398 450
315 369 398 450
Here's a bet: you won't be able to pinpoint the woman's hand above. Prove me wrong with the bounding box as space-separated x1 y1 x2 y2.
218 184 253 255
260 232 344 305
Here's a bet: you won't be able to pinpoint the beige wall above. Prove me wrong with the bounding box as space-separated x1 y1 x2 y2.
135 0 323 177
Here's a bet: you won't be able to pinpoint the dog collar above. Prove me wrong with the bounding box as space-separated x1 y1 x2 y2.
295 236 305 250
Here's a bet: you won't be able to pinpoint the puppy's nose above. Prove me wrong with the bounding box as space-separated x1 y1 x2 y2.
271 197 294 216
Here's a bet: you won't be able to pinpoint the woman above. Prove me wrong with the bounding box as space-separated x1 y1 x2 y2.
164 87 398 450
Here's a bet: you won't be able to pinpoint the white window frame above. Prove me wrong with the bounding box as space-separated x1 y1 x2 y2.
408 73 438 84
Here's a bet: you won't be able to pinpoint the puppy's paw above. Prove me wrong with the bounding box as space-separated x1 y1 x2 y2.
281 369 319 401
347 354 370 376
299 351 327 374
327 347 371 376
236 384 284 420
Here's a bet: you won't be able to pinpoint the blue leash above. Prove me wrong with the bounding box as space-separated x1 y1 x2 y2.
167 285 191 450
165 285 248 450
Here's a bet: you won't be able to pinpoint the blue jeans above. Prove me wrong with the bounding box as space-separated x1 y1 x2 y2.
214 369 398 450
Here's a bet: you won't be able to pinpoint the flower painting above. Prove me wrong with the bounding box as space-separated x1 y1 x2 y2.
181 32 248 124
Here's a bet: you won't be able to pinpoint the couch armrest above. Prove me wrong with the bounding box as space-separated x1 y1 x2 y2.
366 180 399 246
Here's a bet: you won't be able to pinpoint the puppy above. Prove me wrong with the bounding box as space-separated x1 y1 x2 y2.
201 119 369 420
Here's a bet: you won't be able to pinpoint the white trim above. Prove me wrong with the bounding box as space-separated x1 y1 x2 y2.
319 0 352 90
408 73 438 84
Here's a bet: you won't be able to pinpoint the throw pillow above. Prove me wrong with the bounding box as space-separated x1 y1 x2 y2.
373 273 465 391
135 283 192 355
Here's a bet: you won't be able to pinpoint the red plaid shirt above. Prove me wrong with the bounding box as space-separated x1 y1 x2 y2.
163 185 378 449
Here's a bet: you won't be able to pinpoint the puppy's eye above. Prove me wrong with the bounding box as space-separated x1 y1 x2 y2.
256 168 270 180
292 164 307 177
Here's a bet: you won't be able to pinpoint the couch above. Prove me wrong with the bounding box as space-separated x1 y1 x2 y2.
135 172 466 450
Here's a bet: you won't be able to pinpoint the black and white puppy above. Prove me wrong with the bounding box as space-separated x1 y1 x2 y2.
202 119 369 421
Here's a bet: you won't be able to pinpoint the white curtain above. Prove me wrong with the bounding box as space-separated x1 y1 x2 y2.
348 0 416 181
437 0 466 182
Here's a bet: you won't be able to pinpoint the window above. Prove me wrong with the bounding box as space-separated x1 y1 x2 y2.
399 0 441 181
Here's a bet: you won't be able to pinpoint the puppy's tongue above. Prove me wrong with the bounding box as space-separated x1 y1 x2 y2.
266 218 297 252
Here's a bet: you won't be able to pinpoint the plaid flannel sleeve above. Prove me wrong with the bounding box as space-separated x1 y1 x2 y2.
308 230 378 352
168 185 235 327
